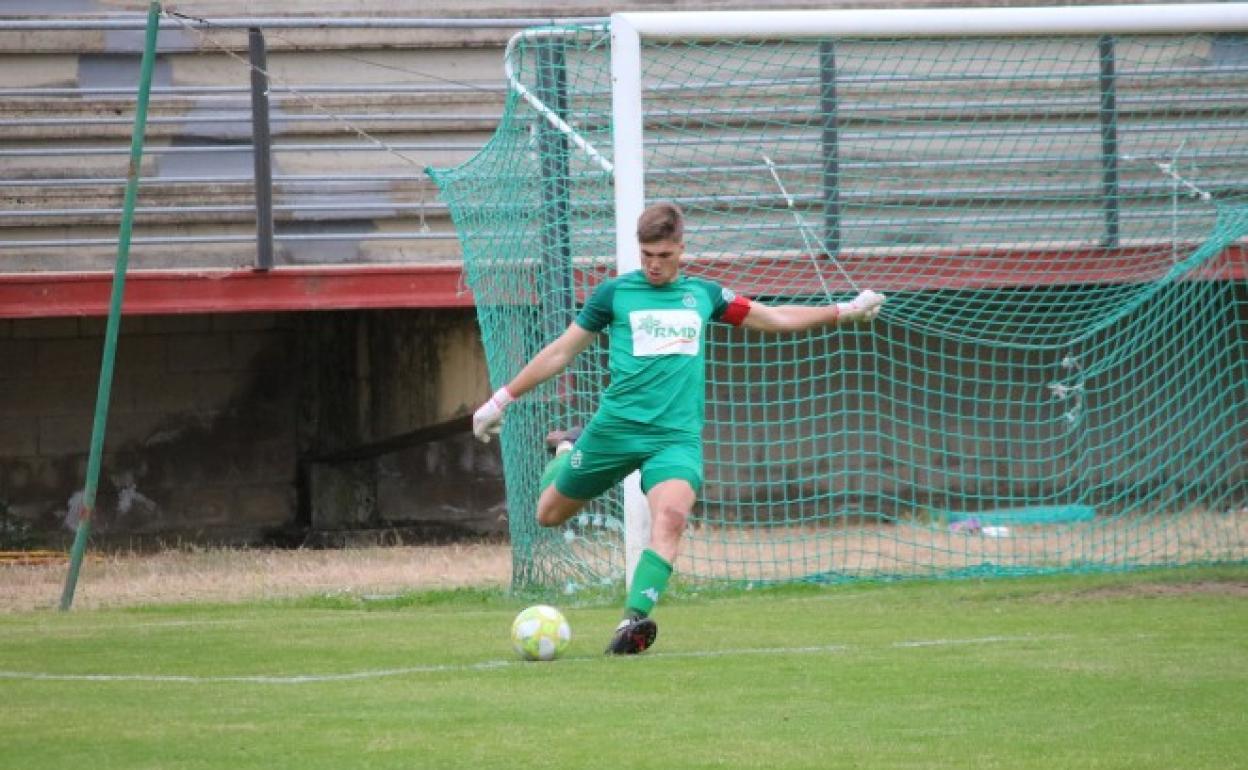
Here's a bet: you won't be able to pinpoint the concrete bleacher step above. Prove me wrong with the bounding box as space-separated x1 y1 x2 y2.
0 21 509 273
4 1 1236 279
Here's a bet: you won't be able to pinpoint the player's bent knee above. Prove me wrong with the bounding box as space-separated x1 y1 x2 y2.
653 504 690 535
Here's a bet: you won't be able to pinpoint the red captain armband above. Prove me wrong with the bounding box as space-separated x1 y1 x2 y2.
721 294 752 326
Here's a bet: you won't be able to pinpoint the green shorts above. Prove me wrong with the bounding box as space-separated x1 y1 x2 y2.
553 420 703 500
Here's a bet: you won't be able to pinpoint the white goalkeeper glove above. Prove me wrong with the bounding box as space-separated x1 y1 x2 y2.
472 386 514 443
836 289 886 322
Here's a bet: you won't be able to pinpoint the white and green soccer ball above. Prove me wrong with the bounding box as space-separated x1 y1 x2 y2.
510 604 571 661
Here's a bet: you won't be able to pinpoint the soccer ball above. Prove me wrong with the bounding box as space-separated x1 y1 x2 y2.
511 604 571 661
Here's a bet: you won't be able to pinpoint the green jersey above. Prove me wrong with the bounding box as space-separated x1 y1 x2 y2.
575 269 746 434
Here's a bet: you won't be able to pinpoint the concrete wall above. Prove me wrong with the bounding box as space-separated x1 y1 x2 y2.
0 310 500 547
1 313 297 544
297 310 504 542
3 285 1243 546
698 282 1248 520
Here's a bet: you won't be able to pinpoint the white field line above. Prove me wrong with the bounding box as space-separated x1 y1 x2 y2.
0 634 1062 685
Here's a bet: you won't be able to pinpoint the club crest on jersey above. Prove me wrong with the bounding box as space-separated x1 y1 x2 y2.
630 309 701 357
682 292 697 308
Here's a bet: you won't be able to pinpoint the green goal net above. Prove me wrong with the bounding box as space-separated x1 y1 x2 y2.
428 12 1248 591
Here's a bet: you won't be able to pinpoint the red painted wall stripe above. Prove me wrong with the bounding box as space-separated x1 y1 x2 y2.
0 244 1242 319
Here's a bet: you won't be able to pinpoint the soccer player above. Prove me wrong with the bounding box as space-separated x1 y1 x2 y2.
472 202 885 654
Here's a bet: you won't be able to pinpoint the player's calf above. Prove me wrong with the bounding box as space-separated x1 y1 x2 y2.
535 485 586 528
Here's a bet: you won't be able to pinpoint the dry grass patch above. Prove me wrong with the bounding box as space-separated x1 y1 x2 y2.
1071 580 1248 599
677 509 1248 582
0 543 511 612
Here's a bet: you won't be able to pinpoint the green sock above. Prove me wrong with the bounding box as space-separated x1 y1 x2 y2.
539 451 570 491
625 548 673 618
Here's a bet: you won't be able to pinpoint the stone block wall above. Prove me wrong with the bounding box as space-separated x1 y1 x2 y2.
0 309 501 546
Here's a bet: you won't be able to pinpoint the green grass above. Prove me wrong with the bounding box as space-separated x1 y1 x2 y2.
2 566 1245 769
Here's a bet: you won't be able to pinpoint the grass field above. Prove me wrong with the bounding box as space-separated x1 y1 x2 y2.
2 565 1246 769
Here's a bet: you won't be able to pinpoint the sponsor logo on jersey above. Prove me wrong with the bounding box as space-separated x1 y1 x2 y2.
630 309 702 357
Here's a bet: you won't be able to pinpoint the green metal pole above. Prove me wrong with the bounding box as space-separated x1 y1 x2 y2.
59 1 162 611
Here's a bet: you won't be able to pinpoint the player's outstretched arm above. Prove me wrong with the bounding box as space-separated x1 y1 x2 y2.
471 323 596 442
741 290 886 334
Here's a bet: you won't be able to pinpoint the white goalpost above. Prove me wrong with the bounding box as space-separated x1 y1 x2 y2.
605 3 1248 584
433 3 1248 590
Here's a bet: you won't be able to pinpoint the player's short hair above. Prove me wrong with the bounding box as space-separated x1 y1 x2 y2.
637 202 684 244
